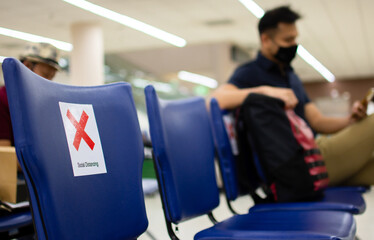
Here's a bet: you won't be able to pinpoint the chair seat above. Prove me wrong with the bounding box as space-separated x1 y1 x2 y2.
0 211 32 232
195 210 355 240
326 186 370 194
249 188 366 214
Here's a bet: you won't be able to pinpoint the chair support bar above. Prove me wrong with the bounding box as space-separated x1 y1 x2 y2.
151 151 180 240
208 212 218 224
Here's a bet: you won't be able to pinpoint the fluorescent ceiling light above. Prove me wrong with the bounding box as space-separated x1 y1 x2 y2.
0 27 72 52
0 56 6 63
63 0 186 48
237 0 264 18
132 78 173 93
237 0 335 82
297 45 335 82
178 71 218 89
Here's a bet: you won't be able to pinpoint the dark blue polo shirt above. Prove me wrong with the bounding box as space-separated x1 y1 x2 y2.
229 52 310 122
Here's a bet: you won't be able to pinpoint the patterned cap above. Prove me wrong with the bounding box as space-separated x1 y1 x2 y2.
19 42 61 70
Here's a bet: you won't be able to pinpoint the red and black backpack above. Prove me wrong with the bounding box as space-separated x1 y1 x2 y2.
235 93 329 202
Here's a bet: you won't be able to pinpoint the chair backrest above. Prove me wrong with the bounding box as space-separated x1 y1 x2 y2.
2 58 148 240
209 99 239 202
145 85 219 224
210 99 266 205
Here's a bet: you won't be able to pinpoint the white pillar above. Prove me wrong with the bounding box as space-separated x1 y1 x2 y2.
70 22 104 86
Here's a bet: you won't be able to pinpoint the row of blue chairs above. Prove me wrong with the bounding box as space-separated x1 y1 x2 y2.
145 86 362 240
1 57 364 239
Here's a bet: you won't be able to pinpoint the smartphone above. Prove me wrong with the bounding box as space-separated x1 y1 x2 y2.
361 88 374 107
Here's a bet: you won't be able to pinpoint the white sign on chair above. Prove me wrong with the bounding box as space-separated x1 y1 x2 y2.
59 102 107 177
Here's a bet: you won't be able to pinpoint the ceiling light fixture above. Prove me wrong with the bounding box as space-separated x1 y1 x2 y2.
63 0 187 48
297 45 335 82
133 78 173 93
0 27 72 51
237 0 264 18
178 71 218 89
237 0 335 82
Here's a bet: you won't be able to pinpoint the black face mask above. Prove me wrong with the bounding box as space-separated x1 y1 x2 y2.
274 44 298 64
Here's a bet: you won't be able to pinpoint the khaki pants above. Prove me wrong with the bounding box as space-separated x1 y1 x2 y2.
316 114 374 186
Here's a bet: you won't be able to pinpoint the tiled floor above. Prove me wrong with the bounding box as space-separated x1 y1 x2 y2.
139 188 374 240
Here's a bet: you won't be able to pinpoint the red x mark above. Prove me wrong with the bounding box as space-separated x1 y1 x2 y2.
66 110 95 151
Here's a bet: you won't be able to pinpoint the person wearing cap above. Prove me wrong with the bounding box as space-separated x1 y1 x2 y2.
0 42 61 146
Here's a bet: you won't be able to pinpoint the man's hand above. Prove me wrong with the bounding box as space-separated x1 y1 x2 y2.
350 100 367 123
261 86 298 109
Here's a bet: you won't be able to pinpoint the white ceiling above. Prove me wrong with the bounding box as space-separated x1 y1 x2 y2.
1 0 374 82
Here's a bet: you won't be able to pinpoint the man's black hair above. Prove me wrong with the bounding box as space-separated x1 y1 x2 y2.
258 6 301 34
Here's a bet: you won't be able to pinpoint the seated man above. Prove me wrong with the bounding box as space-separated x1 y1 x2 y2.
0 42 61 146
210 6 374 186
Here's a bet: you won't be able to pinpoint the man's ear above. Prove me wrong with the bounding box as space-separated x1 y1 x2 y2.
260 33 271 45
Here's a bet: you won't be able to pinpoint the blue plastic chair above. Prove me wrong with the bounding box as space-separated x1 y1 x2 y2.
2 58 148 240
0 211 33 238
209 98 366 215
145 85 356 240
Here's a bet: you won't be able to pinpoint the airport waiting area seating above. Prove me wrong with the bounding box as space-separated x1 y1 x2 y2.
209 98 367 215
145 85 356 240
0 56 361 239
2 58 148 239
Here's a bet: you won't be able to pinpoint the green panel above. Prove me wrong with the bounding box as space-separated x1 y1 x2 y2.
142 158 156 179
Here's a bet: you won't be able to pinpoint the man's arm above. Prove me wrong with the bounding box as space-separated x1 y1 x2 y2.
305 101 367 134
208 83 299 110
208 84 254 110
